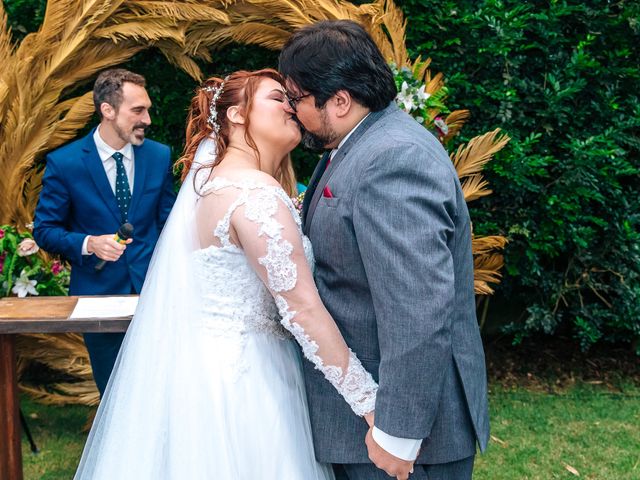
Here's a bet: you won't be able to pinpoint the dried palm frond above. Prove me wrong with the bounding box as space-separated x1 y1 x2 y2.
0 3 13 117
0 1 12 54
16 333 98 406
472 235 508 256
451 128 511 178
371 0 409 67
474 253 505 295
17 333 93 377
39 0 83 43
158 41 206 82
411 56 430 82
425 71 445 96
95 21 187 43
472 237 507 295
17 168 45 226
20 382 99 406
442 110 470 144
198 22 292 50
474 279 497 296
126 1 231 24
50 92 96 147
461 174 492 202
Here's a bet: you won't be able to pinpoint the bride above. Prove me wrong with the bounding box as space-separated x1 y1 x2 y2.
74 68 378 479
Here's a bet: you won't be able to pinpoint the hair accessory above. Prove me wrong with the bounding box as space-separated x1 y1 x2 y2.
203 78 227 133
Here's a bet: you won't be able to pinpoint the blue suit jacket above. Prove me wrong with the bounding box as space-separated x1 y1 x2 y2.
34 130 176 295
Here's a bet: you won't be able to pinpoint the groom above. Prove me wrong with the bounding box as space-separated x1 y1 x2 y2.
279 21 489 480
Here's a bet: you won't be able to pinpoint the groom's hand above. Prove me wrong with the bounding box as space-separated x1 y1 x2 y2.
365 427 415 480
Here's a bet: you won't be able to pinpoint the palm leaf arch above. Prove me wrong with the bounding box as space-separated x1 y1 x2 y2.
1 0 507 405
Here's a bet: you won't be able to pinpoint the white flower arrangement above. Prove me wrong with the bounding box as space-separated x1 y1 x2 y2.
396 81 431 122
11 269 39 297
390 62 451 138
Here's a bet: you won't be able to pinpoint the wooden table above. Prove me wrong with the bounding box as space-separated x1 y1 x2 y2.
0 296 133 480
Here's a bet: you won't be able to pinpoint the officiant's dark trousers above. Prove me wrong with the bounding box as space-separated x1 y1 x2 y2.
83 285 136 396
333 455 474 480
83 332 125 396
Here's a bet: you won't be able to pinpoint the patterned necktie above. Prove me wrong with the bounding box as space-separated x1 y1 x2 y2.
113 152 131 223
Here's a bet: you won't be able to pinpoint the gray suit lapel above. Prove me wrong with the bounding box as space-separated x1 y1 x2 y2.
302 151 330 227
304 104 394 234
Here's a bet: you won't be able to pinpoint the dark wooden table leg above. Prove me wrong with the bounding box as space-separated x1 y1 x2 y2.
0 334 23 480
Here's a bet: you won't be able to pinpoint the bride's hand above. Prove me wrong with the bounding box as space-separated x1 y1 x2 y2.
364 411 375 428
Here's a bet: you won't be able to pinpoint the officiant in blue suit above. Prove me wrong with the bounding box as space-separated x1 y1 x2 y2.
34 69 176 396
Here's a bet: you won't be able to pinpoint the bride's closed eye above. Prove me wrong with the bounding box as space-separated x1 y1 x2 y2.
268 89 286 103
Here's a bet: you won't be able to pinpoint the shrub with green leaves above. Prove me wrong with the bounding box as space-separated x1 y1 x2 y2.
398 0 640 351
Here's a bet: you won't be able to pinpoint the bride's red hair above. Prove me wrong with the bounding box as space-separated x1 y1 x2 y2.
175 69 297 196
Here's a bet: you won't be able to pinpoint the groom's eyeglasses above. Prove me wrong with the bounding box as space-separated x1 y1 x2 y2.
286 92 311 111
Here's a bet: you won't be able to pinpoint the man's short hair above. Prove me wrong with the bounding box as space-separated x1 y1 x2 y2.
93 69 146 119
279 20 397 111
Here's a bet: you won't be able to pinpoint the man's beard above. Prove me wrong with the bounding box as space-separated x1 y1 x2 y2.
115 122 148 146
297 109 339 152
300 130 331 151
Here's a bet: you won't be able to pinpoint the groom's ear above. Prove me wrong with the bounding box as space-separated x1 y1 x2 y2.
227 106 245 125
332 90 353 118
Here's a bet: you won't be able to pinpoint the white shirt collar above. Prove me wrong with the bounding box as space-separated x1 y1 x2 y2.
93 125 134 163
331 113 370 158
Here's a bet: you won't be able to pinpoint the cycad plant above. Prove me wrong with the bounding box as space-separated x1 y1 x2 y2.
1 0 507 405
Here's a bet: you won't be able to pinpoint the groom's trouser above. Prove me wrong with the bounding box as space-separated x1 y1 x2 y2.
333 455 475 480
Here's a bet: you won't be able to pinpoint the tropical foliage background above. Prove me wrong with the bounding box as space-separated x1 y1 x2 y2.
1 0 510 405
400 0 640 353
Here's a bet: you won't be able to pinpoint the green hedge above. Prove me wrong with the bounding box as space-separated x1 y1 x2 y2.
6 0 640 351
398 0 640 351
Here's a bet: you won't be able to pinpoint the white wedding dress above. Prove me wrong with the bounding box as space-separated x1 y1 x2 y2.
74 139 376 479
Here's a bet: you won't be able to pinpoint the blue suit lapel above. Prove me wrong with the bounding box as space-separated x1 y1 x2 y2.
83 133 122 224
128 143 147 219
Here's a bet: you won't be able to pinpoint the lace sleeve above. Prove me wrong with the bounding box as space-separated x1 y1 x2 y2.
232 185 378 416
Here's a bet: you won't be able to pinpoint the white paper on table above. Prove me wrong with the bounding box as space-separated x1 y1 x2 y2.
70 296 139 319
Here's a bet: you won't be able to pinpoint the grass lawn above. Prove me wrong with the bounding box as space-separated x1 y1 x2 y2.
19 383 640 479
475 385 640 479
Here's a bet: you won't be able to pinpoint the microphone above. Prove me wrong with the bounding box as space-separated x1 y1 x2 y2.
94 223 135 272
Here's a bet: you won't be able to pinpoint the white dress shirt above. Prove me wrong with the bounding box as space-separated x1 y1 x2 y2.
332 114 423 461
81 127 135 255
329 113 370 160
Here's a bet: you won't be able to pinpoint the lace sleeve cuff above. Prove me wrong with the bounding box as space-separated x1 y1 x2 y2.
340 351 378 416
276 296 377 416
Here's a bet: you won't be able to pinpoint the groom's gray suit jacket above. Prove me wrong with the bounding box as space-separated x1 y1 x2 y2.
301 103 490 465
